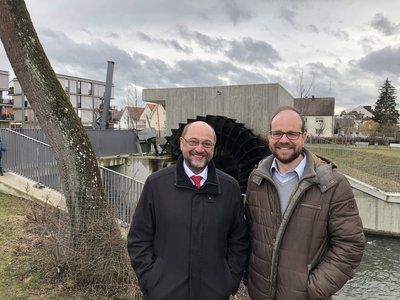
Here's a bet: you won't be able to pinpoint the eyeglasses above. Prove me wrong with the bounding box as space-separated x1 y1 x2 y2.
182 137 215 149
269 131 303 140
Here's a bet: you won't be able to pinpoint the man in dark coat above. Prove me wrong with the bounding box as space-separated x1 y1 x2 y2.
127 121 249 300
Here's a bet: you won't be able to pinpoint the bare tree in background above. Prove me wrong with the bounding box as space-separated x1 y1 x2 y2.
296 66 315 99
0 0 132 286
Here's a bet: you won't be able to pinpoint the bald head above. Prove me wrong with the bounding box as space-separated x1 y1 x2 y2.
270 106 305 132
180 121 216 174
181 121 216 142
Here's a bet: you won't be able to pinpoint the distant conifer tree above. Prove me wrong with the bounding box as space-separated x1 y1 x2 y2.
373 78 399 127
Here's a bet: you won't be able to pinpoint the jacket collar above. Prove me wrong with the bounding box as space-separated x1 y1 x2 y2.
175 155 220 195
251 148 338 193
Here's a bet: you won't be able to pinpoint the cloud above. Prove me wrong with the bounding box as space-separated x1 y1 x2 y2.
225 38 282 67
306 24 319 34
35 27 272 106
357 46 400 75
371 13 400 36
323 27 349 41
280 6 297 26
177 27 226 53
176 28 281 67
137 32 193 54
166 59 268 87
222 0 252 25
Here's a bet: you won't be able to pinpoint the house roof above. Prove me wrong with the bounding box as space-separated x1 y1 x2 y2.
347 105 374 118
111 110 123 121
126 106 145 121
294 97 335 116
147 104 156 111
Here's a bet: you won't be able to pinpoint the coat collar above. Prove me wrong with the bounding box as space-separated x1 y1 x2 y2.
175 155 220 195
251 148 338 193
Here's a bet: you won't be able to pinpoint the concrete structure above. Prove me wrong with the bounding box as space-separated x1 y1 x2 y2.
348 176 400 237
142 83 294 138
294 97 335 138
10 73 116 128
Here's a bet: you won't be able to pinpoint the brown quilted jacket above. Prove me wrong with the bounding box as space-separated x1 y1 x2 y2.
245 149 365 300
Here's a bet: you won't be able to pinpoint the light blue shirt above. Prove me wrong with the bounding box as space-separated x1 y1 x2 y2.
183 161 208 187
270 153 307 182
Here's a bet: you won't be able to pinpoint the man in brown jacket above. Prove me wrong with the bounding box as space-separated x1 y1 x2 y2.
245 107 365 299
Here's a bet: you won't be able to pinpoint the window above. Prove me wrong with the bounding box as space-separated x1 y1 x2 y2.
88 83 93 95
316 118 324 124
77 81 81 94
315 128 324 135
77 95 81 108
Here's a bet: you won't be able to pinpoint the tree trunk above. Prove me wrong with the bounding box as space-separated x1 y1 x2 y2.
0 0 132 285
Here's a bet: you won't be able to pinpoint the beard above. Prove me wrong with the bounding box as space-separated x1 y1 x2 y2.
269 142 303 164
183 152 211 173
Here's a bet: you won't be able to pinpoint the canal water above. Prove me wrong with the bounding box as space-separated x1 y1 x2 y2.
334 234 400 300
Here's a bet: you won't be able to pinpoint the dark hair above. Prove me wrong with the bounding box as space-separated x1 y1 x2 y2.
270 106 306 132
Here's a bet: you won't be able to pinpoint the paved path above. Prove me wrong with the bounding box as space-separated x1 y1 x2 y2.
0 171 65 210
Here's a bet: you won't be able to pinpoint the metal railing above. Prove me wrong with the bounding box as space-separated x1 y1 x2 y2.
0 128 144 224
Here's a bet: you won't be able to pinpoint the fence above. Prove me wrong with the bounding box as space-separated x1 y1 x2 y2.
0 128 144 224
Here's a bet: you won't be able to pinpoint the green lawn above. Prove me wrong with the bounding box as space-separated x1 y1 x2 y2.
306 144 400 192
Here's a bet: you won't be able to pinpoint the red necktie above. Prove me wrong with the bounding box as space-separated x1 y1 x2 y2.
191 175 202 189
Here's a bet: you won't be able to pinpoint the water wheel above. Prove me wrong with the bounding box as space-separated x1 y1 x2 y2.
161 115 270 193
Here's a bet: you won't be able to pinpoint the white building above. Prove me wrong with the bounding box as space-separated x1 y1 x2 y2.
11 73 114 128
294 97 335 138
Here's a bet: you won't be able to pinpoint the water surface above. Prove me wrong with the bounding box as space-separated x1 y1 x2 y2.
334 234 400 300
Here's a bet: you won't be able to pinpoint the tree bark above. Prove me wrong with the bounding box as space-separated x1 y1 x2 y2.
0 0 132 285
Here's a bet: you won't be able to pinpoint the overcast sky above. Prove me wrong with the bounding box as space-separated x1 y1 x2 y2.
1 0 400 113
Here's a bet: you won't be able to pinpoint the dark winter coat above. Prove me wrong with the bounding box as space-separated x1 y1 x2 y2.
127 155 249 300
245 149 365 300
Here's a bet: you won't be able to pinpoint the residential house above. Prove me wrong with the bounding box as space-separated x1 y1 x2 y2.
141 103 166 137
332 105 376 137
294 97 335 138
119 106 145 130
119 103 166 137
347 105 374 119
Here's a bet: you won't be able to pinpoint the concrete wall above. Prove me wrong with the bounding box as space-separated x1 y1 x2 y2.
348 176 400 236
142 83 294 138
